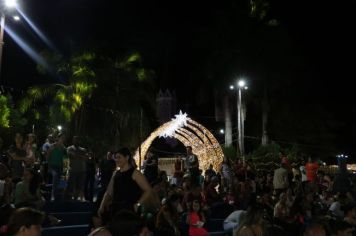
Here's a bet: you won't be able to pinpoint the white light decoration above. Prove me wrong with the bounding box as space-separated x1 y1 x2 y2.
159 110 188 138
134 112 224 172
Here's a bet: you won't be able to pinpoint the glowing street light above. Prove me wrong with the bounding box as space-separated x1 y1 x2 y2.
219 129 224 134
4 0 17 8
13 15 19 21
1 0 19 81
231 79 248 162
57 125 62 131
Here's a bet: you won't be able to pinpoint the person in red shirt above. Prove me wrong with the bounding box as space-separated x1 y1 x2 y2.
305 157 319 182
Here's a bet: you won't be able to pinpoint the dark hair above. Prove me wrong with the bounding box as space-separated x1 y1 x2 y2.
115 147 136 168
108 210 144 236
7 208 45 235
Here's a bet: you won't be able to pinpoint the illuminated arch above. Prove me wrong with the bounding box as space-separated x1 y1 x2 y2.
133 111 224 172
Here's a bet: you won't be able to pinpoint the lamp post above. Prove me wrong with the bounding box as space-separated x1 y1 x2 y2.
230 79 248 163
0 0 18 80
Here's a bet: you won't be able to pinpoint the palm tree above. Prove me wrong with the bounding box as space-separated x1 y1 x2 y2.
19 51 96 134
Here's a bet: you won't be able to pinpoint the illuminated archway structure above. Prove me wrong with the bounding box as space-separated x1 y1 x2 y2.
134 111 224 172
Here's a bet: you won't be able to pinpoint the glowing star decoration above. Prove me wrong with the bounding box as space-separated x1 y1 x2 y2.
159 110 188 138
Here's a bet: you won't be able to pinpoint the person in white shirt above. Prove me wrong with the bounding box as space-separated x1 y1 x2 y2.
223 210 246 234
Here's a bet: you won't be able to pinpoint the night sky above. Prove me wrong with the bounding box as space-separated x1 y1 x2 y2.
1 0 355 158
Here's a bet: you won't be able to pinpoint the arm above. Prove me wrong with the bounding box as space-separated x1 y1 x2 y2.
8 150 26 161
132 169 153 205
98 172 115 217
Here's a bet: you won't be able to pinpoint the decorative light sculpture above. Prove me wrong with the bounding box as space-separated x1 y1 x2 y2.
133 111 224 172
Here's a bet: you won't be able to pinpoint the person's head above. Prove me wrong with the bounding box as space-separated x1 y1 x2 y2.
57 133 65 144
186 146 192 154
304 222 327 236
345 205 356 218
22 169 34 183
242 204 265 226
15 133 23 145
47 134 54 143
27 134 36 144
192 200 201 212
72 136 80 147
114 147 133 169
7 208 44 236
279 192 287 203
108 210 144 236
210 176 219 187
209 164 213 169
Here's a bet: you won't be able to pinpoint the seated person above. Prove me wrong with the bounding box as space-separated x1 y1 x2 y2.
7 207 45 236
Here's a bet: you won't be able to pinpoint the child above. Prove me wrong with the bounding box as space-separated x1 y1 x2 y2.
187 200 208 236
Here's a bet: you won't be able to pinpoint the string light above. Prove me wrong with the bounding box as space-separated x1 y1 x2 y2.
133 112 224 172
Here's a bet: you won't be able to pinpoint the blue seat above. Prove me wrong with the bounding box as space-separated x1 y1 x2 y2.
42 224 90 236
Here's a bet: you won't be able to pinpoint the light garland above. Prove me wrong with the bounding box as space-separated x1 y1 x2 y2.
133 112 224 172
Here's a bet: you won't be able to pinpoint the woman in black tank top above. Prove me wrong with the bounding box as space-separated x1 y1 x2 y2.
98 148 152 218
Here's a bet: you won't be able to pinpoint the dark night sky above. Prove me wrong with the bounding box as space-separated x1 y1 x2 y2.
1 0 355 157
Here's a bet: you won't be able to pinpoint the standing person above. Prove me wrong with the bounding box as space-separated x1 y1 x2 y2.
186 146 199 187
305 157 319 183
143 150 158 185
66 136 87 201
41 134 54 184
98 148 152 218
24 134 38 170
219 156 233 192
172 155 184 186
47 133 67 201
7 133 27 184
205 164 216 180
273 163 289 197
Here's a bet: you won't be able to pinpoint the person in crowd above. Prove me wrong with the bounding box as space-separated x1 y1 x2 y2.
155 194 181 236
85 150 96 202
7 207 45 236
66 136 87 201
303 221 327 236
185 146 199 187
344 204 356 226
0 163 12 205
41 134 54 184
98 148 152 219
204 176 221 206
47 133 67 201
24 134 38 169
14 168 44 209
172 155 184 186
234 204 265 236
274 192 290 223
223 209 246 234
305 157 319 183
205 164 216 180
219 156 233 193
89 209 149 236
7 133 28 184
273 162 289 198
187 200 208 236
329 219 354 236
143 150 158 185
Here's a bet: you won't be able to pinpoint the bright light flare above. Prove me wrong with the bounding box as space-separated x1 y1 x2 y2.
229 85 234 90
13 16 20 21
5 0 17 8
219 129 224 134
238 80 246 88
57 125 62 131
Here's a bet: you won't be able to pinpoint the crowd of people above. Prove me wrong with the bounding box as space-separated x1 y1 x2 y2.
1 132 356 236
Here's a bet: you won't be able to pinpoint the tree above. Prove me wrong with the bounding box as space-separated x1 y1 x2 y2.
19 51 97 134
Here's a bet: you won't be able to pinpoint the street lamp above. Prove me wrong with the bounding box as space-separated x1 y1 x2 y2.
0 0 18 80
230 79 248 163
